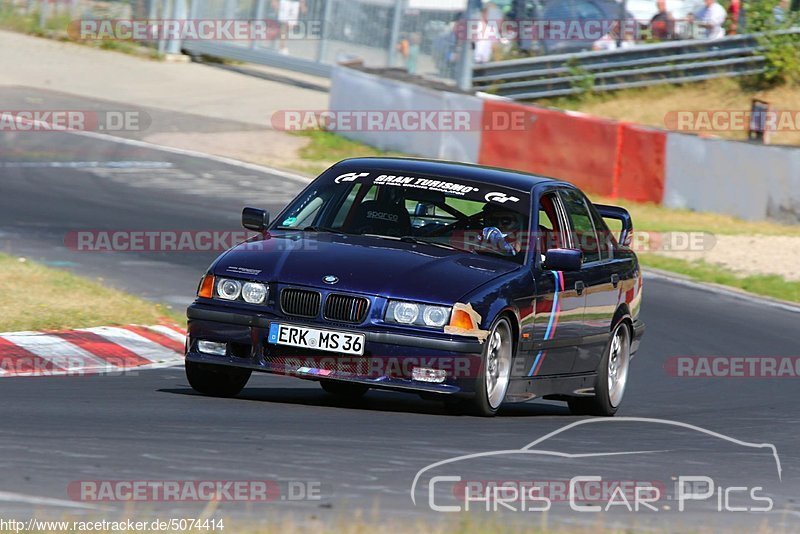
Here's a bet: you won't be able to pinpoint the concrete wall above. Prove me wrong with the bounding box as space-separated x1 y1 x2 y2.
664 134 800 222
329 67 482 163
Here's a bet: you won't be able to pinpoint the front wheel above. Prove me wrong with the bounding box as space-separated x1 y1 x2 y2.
185 361 251 397
468 317 514 417
568 322 631 416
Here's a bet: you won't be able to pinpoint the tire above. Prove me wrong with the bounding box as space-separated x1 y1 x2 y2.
185 361 251 397
568 322 631 416
468 317 514 417
320 380 369 399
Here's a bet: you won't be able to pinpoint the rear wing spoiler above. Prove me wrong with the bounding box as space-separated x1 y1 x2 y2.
595 204 633 247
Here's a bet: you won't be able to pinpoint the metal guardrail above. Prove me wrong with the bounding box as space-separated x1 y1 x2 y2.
181 41 334 77
471 31 800 100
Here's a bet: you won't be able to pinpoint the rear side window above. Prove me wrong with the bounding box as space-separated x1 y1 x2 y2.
559 189 602 263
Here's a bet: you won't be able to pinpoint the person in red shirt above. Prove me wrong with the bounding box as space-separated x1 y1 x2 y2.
727 0 742 35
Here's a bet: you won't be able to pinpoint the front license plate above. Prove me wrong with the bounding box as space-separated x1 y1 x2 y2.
267 323 365 356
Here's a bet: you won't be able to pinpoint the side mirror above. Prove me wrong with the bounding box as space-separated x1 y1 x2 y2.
242 207 269 232
543 248 582 271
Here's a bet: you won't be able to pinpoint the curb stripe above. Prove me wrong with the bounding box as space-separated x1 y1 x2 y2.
143 324 187 344
0 337 66 375
0 325 185 378
0 333 113 372
53 331 152 367
85 326 183 363
122 325 185 353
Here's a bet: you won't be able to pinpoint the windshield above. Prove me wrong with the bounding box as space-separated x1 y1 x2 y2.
272 168 531 264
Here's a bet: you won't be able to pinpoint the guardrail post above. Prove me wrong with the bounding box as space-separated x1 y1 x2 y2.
387 0 404 68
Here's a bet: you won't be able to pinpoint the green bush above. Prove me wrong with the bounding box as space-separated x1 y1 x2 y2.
744 0 800 85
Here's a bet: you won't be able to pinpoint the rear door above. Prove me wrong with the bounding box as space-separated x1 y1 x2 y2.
558 188 618 373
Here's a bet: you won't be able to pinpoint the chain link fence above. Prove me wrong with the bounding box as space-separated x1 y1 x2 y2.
185 0 469 82
3 0 472 82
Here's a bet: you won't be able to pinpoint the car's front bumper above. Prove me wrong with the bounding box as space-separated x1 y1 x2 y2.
186 303 485 396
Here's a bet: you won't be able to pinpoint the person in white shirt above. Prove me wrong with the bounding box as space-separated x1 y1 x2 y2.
690 0 727 40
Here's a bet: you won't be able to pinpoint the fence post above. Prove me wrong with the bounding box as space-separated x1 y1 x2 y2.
386 0 404 68
166 0 187 54
456 0 480 91
251 0 265 50
316 0 335 63
158 0 170 54
38 0 47 30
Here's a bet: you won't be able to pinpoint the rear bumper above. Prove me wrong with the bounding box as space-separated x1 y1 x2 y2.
186 303 484 395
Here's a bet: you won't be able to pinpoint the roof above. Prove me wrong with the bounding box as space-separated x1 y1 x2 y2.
330 157 559 193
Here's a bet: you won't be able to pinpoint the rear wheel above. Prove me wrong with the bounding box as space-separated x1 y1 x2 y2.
568 322 631 416
320 380 369 399
468 317 514 417
185 361 251 397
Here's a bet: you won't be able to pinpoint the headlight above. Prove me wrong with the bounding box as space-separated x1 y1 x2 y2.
241 282 267 304
385 301 451 329
392 302 419 324
422 306 450 327
216 278 242 300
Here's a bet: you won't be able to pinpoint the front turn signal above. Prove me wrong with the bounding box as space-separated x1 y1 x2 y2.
449 308 475 330
197 274 215 298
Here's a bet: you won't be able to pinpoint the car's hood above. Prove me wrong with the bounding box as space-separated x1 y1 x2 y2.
212 231 520 303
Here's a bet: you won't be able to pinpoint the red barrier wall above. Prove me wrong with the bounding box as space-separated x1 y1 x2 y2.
478 100 666 203
479 100 619 196
614 123 666 203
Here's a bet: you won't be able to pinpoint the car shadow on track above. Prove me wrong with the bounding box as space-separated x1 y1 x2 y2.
159 386 572 417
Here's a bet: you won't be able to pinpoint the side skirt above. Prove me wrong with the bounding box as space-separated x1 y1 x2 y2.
504 373 596 403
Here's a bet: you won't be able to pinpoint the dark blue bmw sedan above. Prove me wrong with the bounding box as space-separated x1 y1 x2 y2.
185 157 645 416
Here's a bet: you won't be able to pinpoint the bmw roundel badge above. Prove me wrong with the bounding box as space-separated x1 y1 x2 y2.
323 275 339 285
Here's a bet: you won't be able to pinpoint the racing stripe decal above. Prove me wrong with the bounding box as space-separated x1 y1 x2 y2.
528 271 564 376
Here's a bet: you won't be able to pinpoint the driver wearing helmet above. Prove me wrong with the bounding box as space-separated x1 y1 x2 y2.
482 203 526 255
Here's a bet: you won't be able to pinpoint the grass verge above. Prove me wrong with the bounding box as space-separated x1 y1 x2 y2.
590 196 800 237
0 7 163 59
538 77 800 147
0 253 183 332
639 254 800 304
288 129 404 176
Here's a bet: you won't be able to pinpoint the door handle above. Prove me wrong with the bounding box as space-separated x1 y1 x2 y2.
611 274 620 288
575 281 585 296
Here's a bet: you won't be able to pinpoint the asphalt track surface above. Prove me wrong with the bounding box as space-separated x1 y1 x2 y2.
2 118 799 531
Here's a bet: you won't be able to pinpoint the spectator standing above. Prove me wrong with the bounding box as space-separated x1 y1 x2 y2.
690 0 727 40
473 6 494 63
727 0 741 35
650 0 676 40
774 0 790 23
